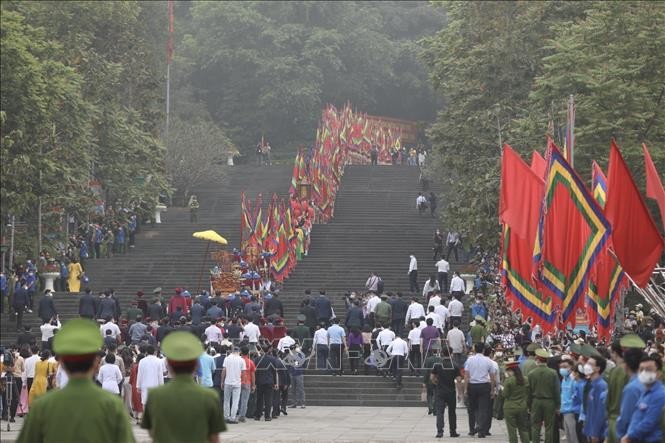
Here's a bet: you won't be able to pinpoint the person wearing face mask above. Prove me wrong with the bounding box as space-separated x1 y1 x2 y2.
559 357 580 443
527 348 560 443
502 359 529 443
582 356 608 443
620 355 665 443
615 343 648 441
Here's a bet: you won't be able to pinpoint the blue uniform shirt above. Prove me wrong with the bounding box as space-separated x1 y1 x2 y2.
583 376 608 439
615 375 645 439
575 379 587 421
626 380 665 443
327 324 346 345
198 352 216 387
560 374 579 414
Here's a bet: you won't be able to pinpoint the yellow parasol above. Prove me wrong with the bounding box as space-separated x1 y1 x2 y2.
192 230 228 292
192 230 228 245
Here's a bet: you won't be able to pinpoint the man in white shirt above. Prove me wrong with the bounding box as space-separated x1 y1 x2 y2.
447 320 467 369
426 306 443 330
407 324 422 375
377 326 396 350
446 231 460 262
405 298 426 327
435 258 450 293
100 317 121 340
366 292 381 316
386 334 409 388
243 319 261 350
408 255 418 293
312 324 329 370
221 347 247 423
365 272 380 293
416 193 428 212
204 322 223 344
463 343 497 438
434 303 450 331
428 292 442 308
450 271 466 297
277 331 296 353
40 318 61 347
24 346 39 392
448 293 465 325
137 345 164 407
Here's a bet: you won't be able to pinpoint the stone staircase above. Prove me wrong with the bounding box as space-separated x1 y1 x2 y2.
304 374 423 407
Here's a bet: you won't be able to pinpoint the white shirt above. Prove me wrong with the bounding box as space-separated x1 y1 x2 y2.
426 312 443 330
450 276 465 293
447 231 460 244
366 294 381 313
243 322 261 343
313 328 328 346
428 295 442 308
376 329 396 348
205 324 223 343
97 363 123 394
447 327 466 353
137 355 164 404
408 256 418 273
100 322 121 340
55 364 69 388
464 353 497 384
222 353 246 387
423 281 440 297
448 298 464 317
40 321 61 341
407 327 422 347
365 275 379 292
405 302 426 325
434 305 450 328
435 259 450 273
24 354 39 379
386 337 409 356
416 195 427 208
277 335 296 352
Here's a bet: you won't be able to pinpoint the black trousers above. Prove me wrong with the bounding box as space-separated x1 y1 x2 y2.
446 243 459 262
329 343 343 374
254 384 273 419
468 383 491 435
391 319 403 337
391 355 405 386
409 270 418 293
437 272 449 293
27 377 34 393
272 385 288 416
349 344 362 372
436 390 457 434
409 345 422 374
433 245 443 260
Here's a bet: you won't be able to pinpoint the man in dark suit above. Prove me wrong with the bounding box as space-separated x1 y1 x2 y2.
12 283 29 331
263 293 284 319
97 292 116 320
147 298 165 322
313 290 332 327
38 289 57 324
345 299 364 330
389 292 409 336
190 298 205 326
78 288 98 319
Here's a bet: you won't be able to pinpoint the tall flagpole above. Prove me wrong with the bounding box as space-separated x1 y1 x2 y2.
568 94 575 167
165 0 174 146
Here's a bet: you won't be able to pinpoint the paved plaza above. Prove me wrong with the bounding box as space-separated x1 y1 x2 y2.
1 406 508 442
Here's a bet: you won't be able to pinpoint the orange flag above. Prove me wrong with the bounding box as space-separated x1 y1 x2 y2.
643 143 665 231
605 140 664 287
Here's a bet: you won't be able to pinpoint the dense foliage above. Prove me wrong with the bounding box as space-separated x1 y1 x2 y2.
175 1 445 156
421 1 665 248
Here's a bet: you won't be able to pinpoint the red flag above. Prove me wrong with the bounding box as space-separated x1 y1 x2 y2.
605 140 664 287
167 0 174 64
500 144 544 240
530 151 547 179
643 143 665 231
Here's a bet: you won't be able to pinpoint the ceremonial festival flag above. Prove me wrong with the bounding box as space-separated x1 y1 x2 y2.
605 140 664 287
535 144 611 328
530 151 547 180
643 143 665 231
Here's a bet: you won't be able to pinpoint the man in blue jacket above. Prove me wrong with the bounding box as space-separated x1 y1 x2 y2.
583 355 608 442
622 355 665 443
314 290 332 327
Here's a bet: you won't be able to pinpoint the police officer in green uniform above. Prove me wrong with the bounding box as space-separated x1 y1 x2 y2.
422 347 443 414
527 348 560 443
17 318 135 443
141 331 226 443
521 343 540 377
502 359 530 443
469 316 487 345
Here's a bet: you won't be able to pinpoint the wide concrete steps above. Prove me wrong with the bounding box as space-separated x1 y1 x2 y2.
303 374 423 407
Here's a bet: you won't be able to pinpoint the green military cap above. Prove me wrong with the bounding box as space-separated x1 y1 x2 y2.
296 314 306 322
619 334 646 349
580 343 601 358
526 342 541 352
569 342 583 355
153 287 162 294
161 331 204 362
535 348 551 359
474 315 485 323
53 318 103 356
